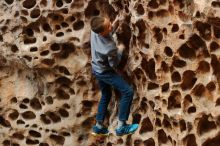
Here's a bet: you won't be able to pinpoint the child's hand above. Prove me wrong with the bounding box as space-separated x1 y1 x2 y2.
112 20 120 28
112 13 123 30
117 43 125 53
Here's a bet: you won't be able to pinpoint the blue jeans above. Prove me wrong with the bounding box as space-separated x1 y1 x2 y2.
92 69 134 122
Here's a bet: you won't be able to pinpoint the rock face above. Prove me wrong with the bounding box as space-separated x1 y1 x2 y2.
0 0 220 145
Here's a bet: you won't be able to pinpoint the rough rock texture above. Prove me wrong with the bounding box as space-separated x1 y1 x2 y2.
0 0 220 146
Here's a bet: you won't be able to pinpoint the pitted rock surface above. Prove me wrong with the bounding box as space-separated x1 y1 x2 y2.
0 0 220 146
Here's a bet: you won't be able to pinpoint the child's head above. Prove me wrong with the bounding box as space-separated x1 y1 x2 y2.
90 16 112 36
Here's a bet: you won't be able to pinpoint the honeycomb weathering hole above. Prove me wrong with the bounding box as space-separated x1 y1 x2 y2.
197 114 217 135
23 0 36 9
181 70 197 90
30 8 41 19
50 134 65 145
168 90 181 109
58 108 69 118
29 130 41 138
30 98 42 110
178 43 196 59
164 46 173 57
143 138 155 146
46 111 61 123
0 0 220 145
188 106 196 113
162 115 172 129
210 41 220 52
195 21 211 40
11 45 19 53
139 117 153 134
171 71 181 82
171 24 179 32
21 111 36 120
56 0 64 7
202 132 220 146
179 119 186 132
73 20 84 30
141 58 157 80
158 129 168 144
5 0 14 5
206 81 216 92
172 57 186 68
183 134 197 146
197 61 210 73
192 83 206 97
8 110 19 120
136 4 145 15
148 0 159 9
188 34 207 50
0 116 11 127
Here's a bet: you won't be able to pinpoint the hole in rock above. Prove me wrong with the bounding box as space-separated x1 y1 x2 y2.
162 83 169 92
23 0 36 9
56 32 64 37
148 0 159 8
183 134 197 146
42 23 51 32
136 4 145 15
40 114 51 124
30 47 38 52
210 41 219 52
148 82 159 90
41 59 55 66
56 0 63 7
171 24 179 32
8 110 19 120
30 8 41 19
50 43 60 51
58 108 69 117
197 114 216 136
5 0 14 5
206 81 216 92
143 138 155 146
158 129 168 144
55 88 70 100
21 111 36 120
195 21 211 40
40 50 49 56
11 45 18 52
172 57 186 68
171 71 181 82
73 20 84 30
29 130 41 138
132 113 142 124
181 70 197 90
30 98 42 110
197 61 210 73
168 90 181 109
46 111 61 123
178 43 196 59
188 106 196 113
192 83 205 97
164 46 173 57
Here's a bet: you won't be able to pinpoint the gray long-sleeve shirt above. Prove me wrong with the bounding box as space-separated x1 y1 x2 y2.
90 30 123 73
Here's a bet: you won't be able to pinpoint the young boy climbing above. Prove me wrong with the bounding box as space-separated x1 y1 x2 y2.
90 16 139 136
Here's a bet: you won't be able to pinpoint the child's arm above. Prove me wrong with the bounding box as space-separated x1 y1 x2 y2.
111 20 120 34
107 44 125 69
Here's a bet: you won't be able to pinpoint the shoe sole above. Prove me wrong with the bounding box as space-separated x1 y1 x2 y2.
116 131 135 136
91 132 109 136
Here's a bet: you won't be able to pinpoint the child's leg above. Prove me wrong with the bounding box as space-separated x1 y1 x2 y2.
96 80 112 123
109 74 134 122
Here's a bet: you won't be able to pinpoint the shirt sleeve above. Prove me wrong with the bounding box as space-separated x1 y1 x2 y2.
107 46 123 69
